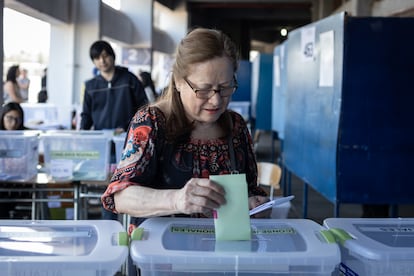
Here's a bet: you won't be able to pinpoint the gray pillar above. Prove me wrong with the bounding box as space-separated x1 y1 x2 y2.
121 0 153 47
48 0 100 128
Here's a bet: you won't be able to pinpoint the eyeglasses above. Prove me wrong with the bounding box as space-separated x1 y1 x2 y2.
184 76 238 99
5 115 22 124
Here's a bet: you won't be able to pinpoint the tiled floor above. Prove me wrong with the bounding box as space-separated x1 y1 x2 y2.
254 130 414 225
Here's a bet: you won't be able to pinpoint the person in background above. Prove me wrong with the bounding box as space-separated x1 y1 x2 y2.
3 65 23 104
38 68 48 103
37 89 48 103
0 102 25 130
80 40 148 135
81 40 148 220
102 28 270 234
41 68 47 89
137 70 158 103
17 68 30 102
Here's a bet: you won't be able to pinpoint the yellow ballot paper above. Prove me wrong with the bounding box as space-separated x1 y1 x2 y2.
210 173 251 241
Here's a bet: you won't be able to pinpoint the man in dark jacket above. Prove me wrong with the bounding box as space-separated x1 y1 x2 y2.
80 40 148 133
80 40 148 220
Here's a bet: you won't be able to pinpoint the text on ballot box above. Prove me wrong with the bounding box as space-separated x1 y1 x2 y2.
50 159 74 178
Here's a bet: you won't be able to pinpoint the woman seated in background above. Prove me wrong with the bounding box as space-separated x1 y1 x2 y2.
0 102 26 219
0 102 25 130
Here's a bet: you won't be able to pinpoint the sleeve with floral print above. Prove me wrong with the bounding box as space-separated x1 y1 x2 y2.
101 107 164 212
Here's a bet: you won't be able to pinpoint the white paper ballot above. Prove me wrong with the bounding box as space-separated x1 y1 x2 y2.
249 195 295 216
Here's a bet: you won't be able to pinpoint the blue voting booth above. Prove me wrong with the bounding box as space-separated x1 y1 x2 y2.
283 12 414 216
234 60 252 102
251 53 273 131
229 60 252 123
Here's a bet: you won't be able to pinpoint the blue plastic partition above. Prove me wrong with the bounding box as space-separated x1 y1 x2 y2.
283 12 414 215
230 60 252 123
234 60 252 102
251 53 273 131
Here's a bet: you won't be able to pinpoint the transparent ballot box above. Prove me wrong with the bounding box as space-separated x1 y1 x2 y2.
323 218 414 276
41 130 111 181
0 130 39 181
130 218 340 276
21 103 61 130
112 132 127 164
0 220 128 276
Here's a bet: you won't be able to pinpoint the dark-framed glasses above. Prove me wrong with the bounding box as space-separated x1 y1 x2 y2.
184 76 238 99
5 115 22 124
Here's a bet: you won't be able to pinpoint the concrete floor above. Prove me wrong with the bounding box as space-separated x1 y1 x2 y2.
254 130 414 225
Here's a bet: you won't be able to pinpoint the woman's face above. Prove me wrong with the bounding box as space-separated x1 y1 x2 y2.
3 110 22 130
176 56 235 126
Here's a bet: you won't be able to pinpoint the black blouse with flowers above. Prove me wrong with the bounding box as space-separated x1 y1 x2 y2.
102 106 266 213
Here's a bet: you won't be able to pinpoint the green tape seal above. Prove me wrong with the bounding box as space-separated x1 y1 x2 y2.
329 228 353 245
320 229 336 243
131 227 144 241
118 232 129 246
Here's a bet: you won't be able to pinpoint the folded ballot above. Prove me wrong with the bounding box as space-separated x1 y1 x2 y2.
249 195 295 216
210 174 251 241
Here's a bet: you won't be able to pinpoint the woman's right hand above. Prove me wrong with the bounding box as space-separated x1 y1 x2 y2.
174 178 226 215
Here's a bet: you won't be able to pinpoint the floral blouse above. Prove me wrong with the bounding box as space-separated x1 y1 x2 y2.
101 106 266 214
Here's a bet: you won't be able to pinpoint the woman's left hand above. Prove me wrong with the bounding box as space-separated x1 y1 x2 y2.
248 196 272 218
